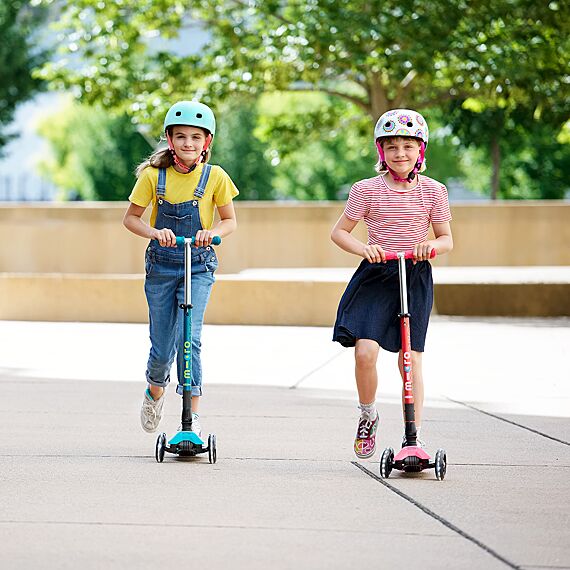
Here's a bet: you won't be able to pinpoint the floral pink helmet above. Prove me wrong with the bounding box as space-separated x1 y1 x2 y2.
374 109 429 183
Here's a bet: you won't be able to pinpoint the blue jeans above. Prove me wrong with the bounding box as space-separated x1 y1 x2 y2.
144 249 216 396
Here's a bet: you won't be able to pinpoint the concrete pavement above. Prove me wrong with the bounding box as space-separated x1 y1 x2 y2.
1 318 569 569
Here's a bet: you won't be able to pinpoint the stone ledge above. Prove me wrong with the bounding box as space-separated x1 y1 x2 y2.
1 267 568 324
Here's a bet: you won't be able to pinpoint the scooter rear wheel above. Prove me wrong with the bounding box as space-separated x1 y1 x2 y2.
380 447 394 479
435 448 447 480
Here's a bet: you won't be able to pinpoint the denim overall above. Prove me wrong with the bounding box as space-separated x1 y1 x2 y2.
144 165 218 396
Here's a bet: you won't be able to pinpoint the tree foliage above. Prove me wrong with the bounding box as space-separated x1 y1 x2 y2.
37 0 570 199
37 100 150 200
0 0 47 151
39 0 569 122
212 98 275 199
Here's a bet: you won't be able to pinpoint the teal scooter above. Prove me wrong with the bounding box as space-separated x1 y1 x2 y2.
155 235 221 464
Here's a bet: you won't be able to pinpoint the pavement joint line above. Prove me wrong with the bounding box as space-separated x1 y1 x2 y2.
2 455 567 468
521 566 570 570
0 519 448 537
351 461 522 570
232 457 345 462
0 454 346 462
452 462 570 468
447 398 570 447
289 349 345 390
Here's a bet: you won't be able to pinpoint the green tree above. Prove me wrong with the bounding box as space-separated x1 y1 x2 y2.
38 0 569 198
38 100 150 200
39 0 568 121
501 120 570 200
446 102 570 199
0 0 47 151
255 93 464 199
441 0 570 198
212 98 275 200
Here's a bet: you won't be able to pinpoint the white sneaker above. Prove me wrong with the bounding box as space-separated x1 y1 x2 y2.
402 435 426 449
140 389 165 433
177 413 202 438
191 412 202 438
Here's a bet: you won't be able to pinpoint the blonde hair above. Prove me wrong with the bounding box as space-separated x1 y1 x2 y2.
135 126 212 178
374 136 427 174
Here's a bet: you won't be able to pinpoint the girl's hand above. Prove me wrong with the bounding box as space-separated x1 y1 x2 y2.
151 227 177 247
413 241 435 264
194 229 216 247
363 244 386 263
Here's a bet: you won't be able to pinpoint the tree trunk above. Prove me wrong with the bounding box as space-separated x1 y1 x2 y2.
368 72 389 121
490 135 500 200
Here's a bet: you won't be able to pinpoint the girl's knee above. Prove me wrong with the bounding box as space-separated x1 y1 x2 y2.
355 343 379 368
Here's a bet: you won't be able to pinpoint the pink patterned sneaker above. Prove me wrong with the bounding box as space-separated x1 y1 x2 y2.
354 413 379 459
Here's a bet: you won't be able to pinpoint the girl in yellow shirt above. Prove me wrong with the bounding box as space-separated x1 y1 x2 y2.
123 101 238 438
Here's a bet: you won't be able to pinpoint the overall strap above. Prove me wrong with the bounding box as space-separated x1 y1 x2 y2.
157 168 167 197
194 164 212 198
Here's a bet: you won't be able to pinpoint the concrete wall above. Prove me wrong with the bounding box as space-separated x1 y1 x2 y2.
1 201 569 274
1 270 568 323
1 201 568 323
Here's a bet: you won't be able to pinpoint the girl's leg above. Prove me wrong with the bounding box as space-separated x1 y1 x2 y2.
354 339 380 404
145 261 180 393
149 385 164 399
398 350 424 428
353 339 381 458
141 263 179 432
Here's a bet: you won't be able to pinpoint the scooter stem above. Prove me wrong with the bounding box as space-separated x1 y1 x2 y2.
397 253 417 446
397 252 409 315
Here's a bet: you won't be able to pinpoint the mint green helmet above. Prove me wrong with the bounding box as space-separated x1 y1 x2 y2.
163 101 216 135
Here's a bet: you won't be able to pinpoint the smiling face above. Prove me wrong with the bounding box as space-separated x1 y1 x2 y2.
169 125 208 166
381 137 421 176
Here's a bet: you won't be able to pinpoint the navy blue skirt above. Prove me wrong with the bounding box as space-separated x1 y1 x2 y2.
333 259 434 353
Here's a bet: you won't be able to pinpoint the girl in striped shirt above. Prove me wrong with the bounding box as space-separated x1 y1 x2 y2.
331 109 453 459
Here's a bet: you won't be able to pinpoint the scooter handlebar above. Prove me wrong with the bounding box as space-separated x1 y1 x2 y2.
384 249 437 261
175 236 222 246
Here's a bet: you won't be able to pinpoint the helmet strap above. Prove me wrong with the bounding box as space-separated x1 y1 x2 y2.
165 131 213 173
199 133 213 163
376 140 425 184
406 141 425 182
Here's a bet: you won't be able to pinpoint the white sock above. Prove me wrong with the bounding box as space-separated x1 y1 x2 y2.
358 402 378 421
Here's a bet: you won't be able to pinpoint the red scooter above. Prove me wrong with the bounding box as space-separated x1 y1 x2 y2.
379 250 447 481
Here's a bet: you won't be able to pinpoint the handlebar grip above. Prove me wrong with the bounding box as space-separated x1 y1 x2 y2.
384 249 437 261
175 236 222 246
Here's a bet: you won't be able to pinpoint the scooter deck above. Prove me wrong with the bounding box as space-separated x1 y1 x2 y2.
166 431 207 457
168 431 204 446
393 446 432 472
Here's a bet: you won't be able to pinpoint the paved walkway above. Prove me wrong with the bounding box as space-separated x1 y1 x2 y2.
1 318 569 569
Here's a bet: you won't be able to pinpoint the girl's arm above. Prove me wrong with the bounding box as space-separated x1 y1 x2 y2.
123 203 176 247
331 213 386 263
413 221 453 261
194 201 237 247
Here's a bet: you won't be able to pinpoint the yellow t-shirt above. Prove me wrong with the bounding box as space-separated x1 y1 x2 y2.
129 164 239 229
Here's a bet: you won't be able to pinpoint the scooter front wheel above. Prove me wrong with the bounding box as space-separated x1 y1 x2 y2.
155 432 166 463
380 447 394 479
208 434 217 464
435 448 447 480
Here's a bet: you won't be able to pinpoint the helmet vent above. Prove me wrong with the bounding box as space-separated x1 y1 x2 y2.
407 122 413 127
175 111 181 116
196 113 202 118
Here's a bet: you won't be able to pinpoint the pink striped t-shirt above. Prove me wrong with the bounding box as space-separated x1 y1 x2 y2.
344 174 452 252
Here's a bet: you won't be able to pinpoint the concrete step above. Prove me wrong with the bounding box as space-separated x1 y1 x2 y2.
1 267 569 324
